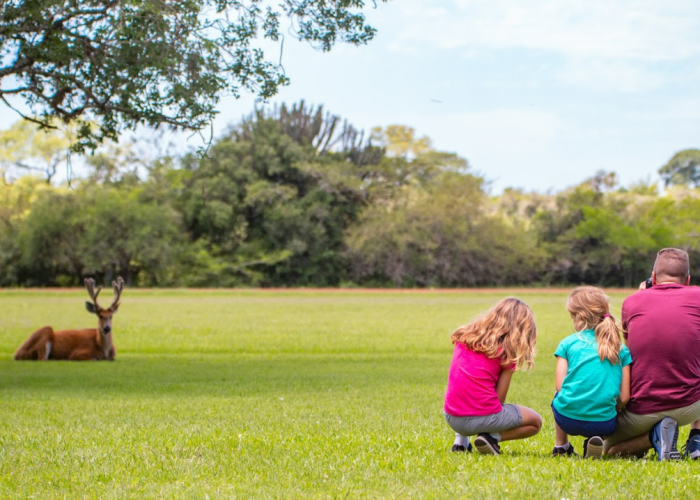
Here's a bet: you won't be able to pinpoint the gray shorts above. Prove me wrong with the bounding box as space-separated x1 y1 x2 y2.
605 397 700 447
444 404 522 436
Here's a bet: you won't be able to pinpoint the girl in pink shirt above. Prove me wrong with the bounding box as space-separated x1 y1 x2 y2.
444 297 542 455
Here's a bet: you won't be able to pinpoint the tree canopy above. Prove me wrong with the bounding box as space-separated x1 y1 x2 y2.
659 149 700 187
1 102 700 288
0 0 383 152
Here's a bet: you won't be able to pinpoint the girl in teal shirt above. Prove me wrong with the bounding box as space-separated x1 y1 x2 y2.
552 286 631 459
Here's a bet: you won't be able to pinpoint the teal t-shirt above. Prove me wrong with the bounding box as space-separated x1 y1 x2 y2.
552 329 632 422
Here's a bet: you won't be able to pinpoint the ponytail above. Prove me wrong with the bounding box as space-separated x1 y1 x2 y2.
594 314 622 364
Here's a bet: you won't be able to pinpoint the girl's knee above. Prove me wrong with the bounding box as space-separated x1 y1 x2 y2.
519 406 543 430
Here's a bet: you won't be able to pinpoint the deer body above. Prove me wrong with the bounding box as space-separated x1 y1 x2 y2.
14 326 116 361
14 278 123 361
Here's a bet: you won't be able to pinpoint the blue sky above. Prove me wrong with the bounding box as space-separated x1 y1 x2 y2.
215 0 700 193
3 0 700 193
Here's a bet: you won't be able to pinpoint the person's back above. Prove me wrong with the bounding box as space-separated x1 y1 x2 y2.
606 248 700 461
623 284 700 414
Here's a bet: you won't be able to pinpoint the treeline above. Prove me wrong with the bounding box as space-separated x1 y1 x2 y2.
1 102 700 288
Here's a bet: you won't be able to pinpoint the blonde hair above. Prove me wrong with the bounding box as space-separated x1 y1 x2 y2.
450 298 537 371
566 286 622 364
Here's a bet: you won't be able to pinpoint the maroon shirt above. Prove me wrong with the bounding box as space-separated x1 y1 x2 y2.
622 284 700 414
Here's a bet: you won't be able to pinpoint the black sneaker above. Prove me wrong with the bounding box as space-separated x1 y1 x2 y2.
552 443 577 457
452 442 473 453
474 433 501 455
583 436 604 459
682 434 700 460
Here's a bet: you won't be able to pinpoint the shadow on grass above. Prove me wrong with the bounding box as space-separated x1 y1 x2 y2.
0 353 445 399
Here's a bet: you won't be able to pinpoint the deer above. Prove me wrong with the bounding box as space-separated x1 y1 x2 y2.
14 277 124 361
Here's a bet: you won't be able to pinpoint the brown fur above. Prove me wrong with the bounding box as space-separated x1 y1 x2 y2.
14 277 123 362
14 326 116 361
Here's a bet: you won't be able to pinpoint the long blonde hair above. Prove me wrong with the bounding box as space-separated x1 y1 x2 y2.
450 297 537 371
566 286 622 364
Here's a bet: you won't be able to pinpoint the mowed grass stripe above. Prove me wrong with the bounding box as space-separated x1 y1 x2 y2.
1 290 698 499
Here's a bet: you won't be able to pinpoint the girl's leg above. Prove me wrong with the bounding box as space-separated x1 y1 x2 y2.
554 420 570 447
499 406 542 442
453 432 470 448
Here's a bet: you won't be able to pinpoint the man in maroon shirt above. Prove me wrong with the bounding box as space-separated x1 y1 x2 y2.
605 248 700 460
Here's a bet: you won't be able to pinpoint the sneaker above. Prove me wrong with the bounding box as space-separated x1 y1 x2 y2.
452 443 473 453
474 434 501 455
650 417 682 461
682 434 700 460
552 443 577 457
583 436 604 459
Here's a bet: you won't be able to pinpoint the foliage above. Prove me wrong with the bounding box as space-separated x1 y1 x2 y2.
347 172 543 287
0 119 72 183
1 102 700 288
659 149 700 187
17 185 186 286
0 0 384 152
178 102 379 286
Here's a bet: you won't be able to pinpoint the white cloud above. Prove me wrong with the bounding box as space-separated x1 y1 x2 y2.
406 108 564 188
389 0 700 61
380 0 700 91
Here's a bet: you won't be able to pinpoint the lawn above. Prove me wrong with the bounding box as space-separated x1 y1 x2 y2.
1 289 699 499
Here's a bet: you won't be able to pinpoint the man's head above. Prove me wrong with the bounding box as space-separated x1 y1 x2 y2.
653 248 691 285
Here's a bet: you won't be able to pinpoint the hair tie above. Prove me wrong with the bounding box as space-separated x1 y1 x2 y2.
602 313 612 319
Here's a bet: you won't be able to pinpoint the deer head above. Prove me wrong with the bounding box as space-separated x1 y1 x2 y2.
85 277 124 336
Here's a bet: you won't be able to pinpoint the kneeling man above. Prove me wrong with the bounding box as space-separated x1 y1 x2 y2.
605 248 700 460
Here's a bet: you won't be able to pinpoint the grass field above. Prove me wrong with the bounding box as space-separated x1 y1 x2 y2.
1 289 699 499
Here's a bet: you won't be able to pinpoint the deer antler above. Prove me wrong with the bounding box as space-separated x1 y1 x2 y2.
84 278 103 310
109 277 125 309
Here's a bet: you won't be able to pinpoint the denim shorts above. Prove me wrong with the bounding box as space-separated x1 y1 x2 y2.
444 404 522 436
551 405 617 438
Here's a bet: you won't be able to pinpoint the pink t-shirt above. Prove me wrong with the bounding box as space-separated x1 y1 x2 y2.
444 342 510 417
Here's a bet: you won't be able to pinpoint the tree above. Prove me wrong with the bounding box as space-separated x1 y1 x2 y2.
346 171 543 287
0 0 384 152
0 175 51 285
659 149 700 187
179 102 378 286
19 185 187 286
370 125 432 159
0 119 72 183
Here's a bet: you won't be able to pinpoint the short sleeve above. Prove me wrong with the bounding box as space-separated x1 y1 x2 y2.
619 346 632 367
554 338 569 359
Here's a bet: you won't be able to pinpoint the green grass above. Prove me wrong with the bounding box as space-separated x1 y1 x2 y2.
1 289 699 499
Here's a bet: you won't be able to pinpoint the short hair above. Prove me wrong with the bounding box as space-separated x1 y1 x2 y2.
654 248 690 282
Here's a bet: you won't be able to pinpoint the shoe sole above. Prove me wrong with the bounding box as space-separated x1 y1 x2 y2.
474 436 500 455
657 418 682 461
585 436 604 460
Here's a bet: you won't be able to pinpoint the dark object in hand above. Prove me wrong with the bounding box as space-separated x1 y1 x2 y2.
645 278 653 289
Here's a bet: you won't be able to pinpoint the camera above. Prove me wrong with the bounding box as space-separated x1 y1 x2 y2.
645 278 653 289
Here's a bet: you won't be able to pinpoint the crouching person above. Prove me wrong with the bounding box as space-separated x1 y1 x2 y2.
551 287 631 459
444 298 542 455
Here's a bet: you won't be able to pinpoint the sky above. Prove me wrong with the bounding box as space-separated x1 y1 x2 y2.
3 0 700 193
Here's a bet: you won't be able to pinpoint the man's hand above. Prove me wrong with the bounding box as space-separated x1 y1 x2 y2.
638 281 647 290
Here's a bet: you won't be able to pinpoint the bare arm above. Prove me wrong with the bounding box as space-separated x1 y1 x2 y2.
496 368 514 404
617 365 631 411
555 356 568 392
